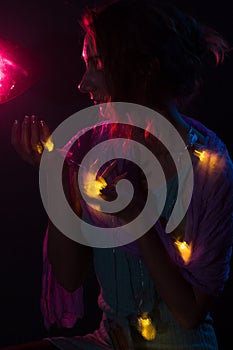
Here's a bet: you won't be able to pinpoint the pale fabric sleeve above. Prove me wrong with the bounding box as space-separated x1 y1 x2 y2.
131 117 233 297
156 125 233 297
180 145 233 296
40 227 84 330
40 126 98 329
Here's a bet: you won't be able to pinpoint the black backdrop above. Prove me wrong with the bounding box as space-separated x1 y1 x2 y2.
0 1 232 349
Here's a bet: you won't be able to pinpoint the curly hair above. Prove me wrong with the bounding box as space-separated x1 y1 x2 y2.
80 0 229 106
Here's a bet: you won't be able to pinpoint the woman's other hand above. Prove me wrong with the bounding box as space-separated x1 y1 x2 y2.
11 115 51 167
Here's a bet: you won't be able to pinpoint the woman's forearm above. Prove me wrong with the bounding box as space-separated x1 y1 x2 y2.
46 159 93 292
47 220 93 292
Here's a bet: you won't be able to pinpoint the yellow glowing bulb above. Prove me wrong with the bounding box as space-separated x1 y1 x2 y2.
193 149 206 162
141 324 157 340
96 176 108 193
193 149 224 171
137 313 156 341
140 317 152 327
175 240 192 264
42 137 54 152
84 173 107 199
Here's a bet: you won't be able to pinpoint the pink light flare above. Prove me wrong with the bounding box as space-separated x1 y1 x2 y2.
0 37 41 104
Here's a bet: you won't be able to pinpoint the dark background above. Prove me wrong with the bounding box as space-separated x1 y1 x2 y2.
0 0 232 349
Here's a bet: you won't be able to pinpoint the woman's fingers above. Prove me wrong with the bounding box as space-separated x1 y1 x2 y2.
40 120 51 145
21 115 32 155
11 115 51 166
11 118 33 164
11 119 21 152
31 115 41 152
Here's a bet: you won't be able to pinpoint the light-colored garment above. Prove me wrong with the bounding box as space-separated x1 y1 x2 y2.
47 247 219 350
41 114 233 349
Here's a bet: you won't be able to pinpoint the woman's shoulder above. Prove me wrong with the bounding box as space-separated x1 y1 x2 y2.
182 115 233 208
183 114 232 165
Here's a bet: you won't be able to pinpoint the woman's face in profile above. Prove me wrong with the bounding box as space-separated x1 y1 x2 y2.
78 33 110 105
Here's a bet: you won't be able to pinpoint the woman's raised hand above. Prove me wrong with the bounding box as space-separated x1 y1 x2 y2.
11 115 51 167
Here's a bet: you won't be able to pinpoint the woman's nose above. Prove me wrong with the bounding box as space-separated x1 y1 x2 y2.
78 72 92 94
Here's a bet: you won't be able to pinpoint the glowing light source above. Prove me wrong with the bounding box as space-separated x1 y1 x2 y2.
78 171 109 211
0 54 17 102
0 37 40 104
193 149 224 170
174 240 192 264
36 137 54 155
42 137 54 152
193 149 206 162
136 313 156 341
84 173 107 199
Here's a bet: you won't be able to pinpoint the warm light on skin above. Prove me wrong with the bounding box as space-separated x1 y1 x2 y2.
36 142 43 155
137 313 157 340
174 240 192 264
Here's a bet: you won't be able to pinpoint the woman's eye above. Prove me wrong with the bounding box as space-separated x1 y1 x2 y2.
94 58 104 71
85 57 104 71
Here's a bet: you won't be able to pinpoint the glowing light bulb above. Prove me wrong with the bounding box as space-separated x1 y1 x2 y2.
174 240 192 264
42 137 54 152
36 137 54 155
0 37 41 104
137 313 156 341
84 173 107 199
193 149 224 171
193 149 206 162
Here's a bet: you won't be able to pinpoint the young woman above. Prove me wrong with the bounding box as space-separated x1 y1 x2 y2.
9 1 233 349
